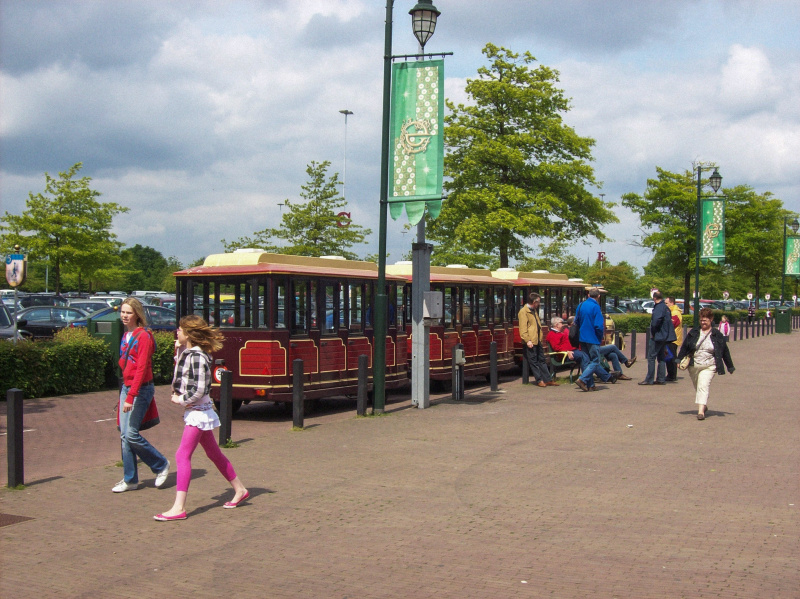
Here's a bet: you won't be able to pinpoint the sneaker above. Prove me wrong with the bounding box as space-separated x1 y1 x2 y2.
155 460 170 488
112 479 139 493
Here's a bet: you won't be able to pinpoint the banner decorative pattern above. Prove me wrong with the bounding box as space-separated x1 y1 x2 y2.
786 236 800 275
389 60 444 225
701 198 725 263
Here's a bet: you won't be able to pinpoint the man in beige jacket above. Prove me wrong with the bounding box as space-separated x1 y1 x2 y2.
518 293 556 387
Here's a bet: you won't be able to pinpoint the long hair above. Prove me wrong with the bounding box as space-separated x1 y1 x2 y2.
121 297 148 327
179 315 224 353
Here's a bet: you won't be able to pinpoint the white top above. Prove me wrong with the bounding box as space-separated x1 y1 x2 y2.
694 331 715 367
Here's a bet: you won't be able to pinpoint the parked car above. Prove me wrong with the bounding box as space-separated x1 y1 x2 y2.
604 305 627 314
641 300 655 314
67 300 111 313
0 303 32 340
14 306 88 338
70 304 176 332
89 295 123 307
16 293 68 309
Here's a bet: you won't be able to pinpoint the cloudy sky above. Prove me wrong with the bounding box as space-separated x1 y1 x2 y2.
2 0 798 272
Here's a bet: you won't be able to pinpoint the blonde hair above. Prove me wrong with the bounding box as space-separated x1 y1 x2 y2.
121 297 148 327
179 315 224 353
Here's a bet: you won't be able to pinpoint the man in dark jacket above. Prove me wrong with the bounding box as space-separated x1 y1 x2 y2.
639 291 677 385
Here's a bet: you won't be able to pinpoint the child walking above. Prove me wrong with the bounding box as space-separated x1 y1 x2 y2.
154 315 249 521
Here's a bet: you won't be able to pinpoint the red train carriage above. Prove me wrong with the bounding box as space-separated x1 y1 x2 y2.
491 268 595 364
174 251 409 410
387 262 517 380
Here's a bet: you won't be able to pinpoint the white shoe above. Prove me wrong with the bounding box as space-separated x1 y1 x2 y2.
154 460 170 488
112 479 139 493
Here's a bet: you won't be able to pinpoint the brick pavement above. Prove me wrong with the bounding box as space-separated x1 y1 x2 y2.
1 332 798 598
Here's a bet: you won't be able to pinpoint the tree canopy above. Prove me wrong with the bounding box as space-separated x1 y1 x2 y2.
427 44 617 268
0 163 128 293
223 161 371 260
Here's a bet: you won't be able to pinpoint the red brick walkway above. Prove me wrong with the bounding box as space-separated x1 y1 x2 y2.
1 331 798 598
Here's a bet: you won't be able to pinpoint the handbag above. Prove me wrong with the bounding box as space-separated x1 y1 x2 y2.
678 355 690 370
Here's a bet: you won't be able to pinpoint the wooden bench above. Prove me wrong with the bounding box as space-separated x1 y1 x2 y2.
543 339 580 383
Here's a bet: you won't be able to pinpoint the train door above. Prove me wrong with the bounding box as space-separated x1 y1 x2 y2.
319 279 346 383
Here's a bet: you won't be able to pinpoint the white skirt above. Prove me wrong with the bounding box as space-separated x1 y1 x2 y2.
183 399 220 431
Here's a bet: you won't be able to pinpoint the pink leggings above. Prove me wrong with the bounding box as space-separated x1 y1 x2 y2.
175 425 237 493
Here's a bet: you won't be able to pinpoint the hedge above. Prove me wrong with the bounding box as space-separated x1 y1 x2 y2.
609 308 800 334
1 328 176 399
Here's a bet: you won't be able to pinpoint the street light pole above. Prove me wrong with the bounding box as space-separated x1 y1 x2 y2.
781 217 800 302
339 109 353 200
693 165 722 328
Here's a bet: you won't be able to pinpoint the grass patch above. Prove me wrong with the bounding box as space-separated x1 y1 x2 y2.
7 484 25 491
221 438 240 448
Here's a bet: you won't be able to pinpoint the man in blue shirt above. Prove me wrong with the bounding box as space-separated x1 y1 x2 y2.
639 291 677 385
575 288 619 391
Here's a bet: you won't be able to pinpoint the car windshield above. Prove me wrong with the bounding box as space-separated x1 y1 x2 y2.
0 307 11 327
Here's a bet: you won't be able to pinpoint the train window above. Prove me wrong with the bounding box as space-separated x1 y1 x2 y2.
443 286 455 329
386 283 396 327
310 280 318 329
348 282 363 332
339 284 347 329
292 280 309 334
323 282 337 334
256 280 268 328
494 287 505 324
275 279 287 329
477 288 488 326
396 284 405 328
462 287 474 326
364 282 373 328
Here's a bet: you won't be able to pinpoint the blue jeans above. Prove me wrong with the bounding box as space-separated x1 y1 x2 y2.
573 349 610 387
599 344 628 372
579 342 607 386
119 383 168 484
644 339 668 383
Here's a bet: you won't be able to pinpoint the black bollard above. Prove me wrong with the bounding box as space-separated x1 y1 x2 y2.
7 388 24 487
357 354 368 416
292 358 304 429
452 343 464 401
631 330 637 359
218 370 233 446
489 341 498 392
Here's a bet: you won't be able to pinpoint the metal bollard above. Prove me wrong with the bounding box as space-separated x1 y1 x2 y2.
218 370 233 446
452 343 464 401
292 359 304 429
356 354 368 416
631 330 637 359
489 341 498 392
7 388 24 488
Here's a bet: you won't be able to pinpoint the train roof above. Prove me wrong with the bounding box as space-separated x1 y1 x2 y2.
491 268 589 289
174 250 406 281
386 262 510 285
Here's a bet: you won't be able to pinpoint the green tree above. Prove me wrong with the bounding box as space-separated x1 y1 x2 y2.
222 161 371 260
428 44 617 268
120 244 170 291
725 186 793 302
622 167 708 311
585 261 642 298
0 163 128 293
516 240 589 279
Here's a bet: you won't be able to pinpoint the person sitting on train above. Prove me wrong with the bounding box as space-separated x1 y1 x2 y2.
547 317 613 387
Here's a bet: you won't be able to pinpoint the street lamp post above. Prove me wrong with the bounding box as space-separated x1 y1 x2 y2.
374 0 440 414
339 109 353 200
693 165 722 328
780 217 800 302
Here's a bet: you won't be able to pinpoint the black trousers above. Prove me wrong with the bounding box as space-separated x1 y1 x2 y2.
666 342 678 380
525 344 552 383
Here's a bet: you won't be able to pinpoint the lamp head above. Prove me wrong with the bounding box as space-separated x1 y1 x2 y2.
409 0 440 51
790 218 800 235
709 168 722 193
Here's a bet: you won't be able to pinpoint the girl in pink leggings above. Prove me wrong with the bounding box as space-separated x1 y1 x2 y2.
154 316 248 521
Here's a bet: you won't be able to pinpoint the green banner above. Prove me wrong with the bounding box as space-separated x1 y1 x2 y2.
786 236 800 275
389 60 444 225
701 198 725 264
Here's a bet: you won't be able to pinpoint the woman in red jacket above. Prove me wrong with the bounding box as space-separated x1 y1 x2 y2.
113 298 170 493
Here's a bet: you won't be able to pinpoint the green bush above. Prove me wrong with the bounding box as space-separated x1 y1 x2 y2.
0 327 176 399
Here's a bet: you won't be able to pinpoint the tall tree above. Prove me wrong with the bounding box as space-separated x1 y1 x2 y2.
516 240 589 279
120 244 170 291
725 186 792 302
428 44 617 268
622 167 705 312
0 163 128 293
222 161 371 260
585 261 642 298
